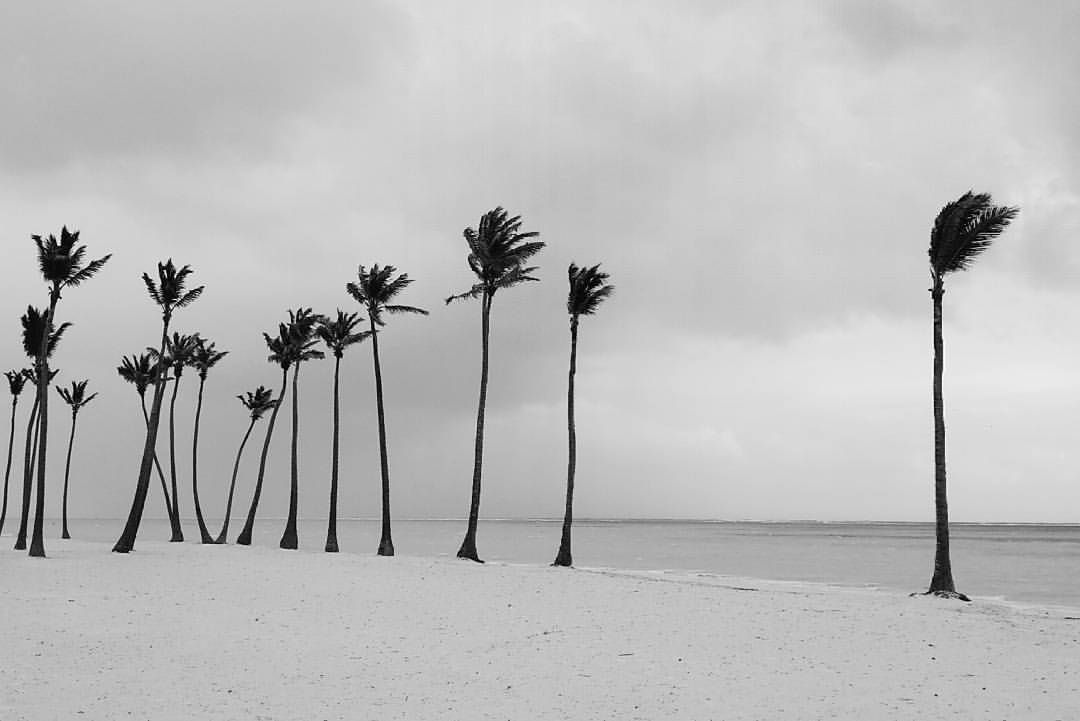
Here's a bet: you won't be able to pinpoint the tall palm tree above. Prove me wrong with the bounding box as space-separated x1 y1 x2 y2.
236 325 293 546
114 260 203 554
315 310 369 552
926 191 1019 600
14 307 68 551
347 264 428 556
445 207 544 562
0 370 28 536
56 380 98 539
188 337 228 544
216 386 277 544
29 228 110 557
117 353 178 532
279 308 326 550
553 263 614 567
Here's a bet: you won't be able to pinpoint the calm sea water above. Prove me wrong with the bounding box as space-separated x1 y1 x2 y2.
57 518 1080 609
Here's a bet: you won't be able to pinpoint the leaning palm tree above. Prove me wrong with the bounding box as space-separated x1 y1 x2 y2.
117 353 178 532
56 380 98 539
445 207 544 562
215 386 277 544
347 264 428 556
0 370 28 536
926 191 1019 600
236 325 293 546
315 310 370 552
279 308 326 550
28 228 110 557
114 260 203 554
14 307 69 551
553 263 614 567
188 337 228 544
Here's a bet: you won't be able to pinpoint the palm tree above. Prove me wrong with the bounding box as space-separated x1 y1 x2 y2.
236 325 293 546
279 308 326 550
117 353 178 532
114 260 203 554
14 307 69 551
28 228 110 557
315 310 370 552
56 380 98 539
445 207 544 562
188 338 229 544
553 263 614 567
347 264 428 556
0 370 28 536
215 386 277 544
926 191 1019 600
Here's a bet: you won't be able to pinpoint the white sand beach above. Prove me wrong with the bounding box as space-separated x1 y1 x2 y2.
2 539 1078 720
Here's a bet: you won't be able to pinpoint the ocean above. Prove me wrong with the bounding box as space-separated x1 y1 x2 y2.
56 518 1080 610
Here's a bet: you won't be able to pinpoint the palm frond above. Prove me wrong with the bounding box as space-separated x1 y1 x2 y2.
175 286 205 309
383 304 429 316
929 191 1019 276
445 284 485 305
65 254 112 287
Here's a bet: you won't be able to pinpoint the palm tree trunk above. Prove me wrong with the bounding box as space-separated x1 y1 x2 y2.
191 376 214 543
372 320 394 556
167 374 184 542
928 279 966 599
237 368 288 545
13 396 39 550
61 409 77 539
29 294 59 558
325 355 341 553
280 364 301 550
114 316 172 553
0 396 18 535
140 395 178 534
553 317 579 567
458 292 491 562
216 417 256 543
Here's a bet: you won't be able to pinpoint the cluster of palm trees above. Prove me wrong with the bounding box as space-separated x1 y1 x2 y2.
4 194 1017 601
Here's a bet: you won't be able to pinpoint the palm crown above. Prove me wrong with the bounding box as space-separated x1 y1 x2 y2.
57 379 98 414
143 259 204 319
347 264 429 325
117 353 159 397
21 306 71 361
264 308 326 368
5 369 28 397
191 338 229 380
239 386 278 421
446 207 544 304
33 226 112 300
23 367 59 388
316 310 370 358
567 263 615 318
149 333 202 380
929 191 1020 280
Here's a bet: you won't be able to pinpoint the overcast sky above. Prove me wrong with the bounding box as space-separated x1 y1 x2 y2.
2 1 1078 525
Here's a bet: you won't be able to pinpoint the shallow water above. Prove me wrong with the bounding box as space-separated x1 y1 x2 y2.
57 517 1080 609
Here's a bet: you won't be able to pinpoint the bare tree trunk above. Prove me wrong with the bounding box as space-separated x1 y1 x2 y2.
372 320 394 556
553 317 579 567
280 364 301 550
237 368 288 546
0 396 18 535
61 409 77 539
29 294 59 558
114 317 172 553
458 292 491 563
167 374 184 542
191 376 214 543
927 279 967 600
216 417 256 543
326 355 341 553
14 396 39 550
140 396 178 536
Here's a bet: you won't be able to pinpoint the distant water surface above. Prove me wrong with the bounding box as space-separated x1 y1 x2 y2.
61 518 1080 609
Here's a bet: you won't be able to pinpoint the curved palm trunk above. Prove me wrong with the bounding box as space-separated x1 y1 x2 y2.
237 368 288 545
216 417 256 543
553 317 579 567
166 375 184 542
927 280 967 599
280 364 301 550
114 318 172 553
13 396 39 550
458 292 492 563
325 356 342 552
191 376 214 543
372 321 394 556
140 396 178 535
61 409 77 539
0 396 19 535
29 294 59 557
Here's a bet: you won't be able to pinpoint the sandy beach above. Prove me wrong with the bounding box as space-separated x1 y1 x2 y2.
2 539 1077 720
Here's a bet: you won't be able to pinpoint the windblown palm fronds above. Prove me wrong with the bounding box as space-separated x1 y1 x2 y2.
929 191 1020 277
